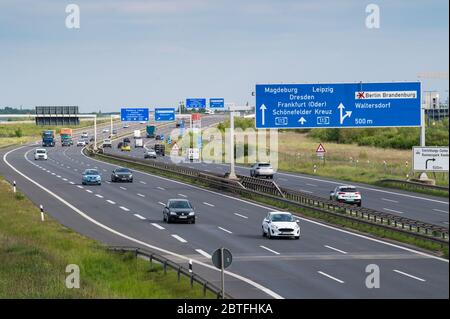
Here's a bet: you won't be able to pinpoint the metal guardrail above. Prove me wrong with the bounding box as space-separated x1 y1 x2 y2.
378 179 449 192
84 146 449 245
108 246 231 299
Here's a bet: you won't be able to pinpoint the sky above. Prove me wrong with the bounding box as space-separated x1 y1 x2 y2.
0 0 448 112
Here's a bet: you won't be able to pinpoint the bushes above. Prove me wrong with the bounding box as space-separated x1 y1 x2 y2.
308 118 449 149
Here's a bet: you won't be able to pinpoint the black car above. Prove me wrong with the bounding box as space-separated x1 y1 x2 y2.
123 137 131 144
111 168 133 183
163 199 196 224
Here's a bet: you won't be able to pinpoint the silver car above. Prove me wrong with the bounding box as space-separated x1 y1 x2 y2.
250 163 274 179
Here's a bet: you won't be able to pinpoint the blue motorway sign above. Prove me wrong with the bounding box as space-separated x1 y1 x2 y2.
255 82 421 129
209 98 225 108
121 108 149 122
155 108 175 122
186 98 206 109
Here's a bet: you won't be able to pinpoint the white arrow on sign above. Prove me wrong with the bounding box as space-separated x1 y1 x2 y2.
338 103 352 125
260 104 267 126
298 117 307 125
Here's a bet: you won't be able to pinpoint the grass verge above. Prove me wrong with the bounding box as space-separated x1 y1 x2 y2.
0 176 214 298
91 152 449 259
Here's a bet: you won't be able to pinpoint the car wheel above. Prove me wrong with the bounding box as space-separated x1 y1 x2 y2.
166 217 171 224
358 202 362 207
267 229 272 239
262 227 266 237
295 236 300 240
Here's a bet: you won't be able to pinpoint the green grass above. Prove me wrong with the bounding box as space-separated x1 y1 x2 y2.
0 177 214 298
90 152 448 258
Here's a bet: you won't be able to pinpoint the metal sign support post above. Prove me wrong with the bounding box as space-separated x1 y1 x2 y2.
229 111 237 179
220 247 225 299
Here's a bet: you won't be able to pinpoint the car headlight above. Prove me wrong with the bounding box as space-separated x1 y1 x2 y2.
294 224 299 229
170 211 176 215
114 174 118 177
189 212 195 216
272 225 278 230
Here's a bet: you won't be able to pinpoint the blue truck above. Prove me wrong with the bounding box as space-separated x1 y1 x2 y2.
42 130 56 147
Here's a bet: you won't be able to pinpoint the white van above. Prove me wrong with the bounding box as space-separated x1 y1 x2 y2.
34 148 48 160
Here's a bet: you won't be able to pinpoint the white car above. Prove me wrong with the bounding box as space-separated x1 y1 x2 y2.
102 139 112 148
330 185 362 207
139 121 146 124
77 140 86 147
34 148 48 160
262 212 300 239
250 162 274 179
81 132 88 139
102 128 109 133
123 124 130 128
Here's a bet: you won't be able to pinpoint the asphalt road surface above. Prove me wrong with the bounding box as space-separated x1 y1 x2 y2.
1 121 448 298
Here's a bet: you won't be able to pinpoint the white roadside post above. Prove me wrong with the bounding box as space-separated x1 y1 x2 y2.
13 181 16 193
40 205 45 222
93 115 97 151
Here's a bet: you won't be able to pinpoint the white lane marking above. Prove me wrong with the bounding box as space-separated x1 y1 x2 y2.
119 186 127 190
299 189 313 194
195 249 212 259
119 206 130 212
74 169 78 171
433 209 449 214
203 202 215 207
77 185 84 189
318 271 345 284
259 245 280 255
134 214 146 220
106 181 111 184
67 166 71 169
56 175 61 178
157 186 165 190
62 178 68 181
324 245 348 254
382 198 399 203
306 183 317 187
218 226 233 234
81 143 450 264
95 194 104 198
86 190 93 193
140 181 147 184
275 170 450 205
178 193 188 198
69 181 75 185
151 223 165 230
51 172 56 175
393 270 426 282
171 234 187 243
158 202 165 206
137 193 146 197
103 169 107 172
383 208 405 214
106 200 116 204
234 213 248 219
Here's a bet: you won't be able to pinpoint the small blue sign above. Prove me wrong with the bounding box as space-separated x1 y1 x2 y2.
209 98 225 108
167 136 172 145
121 108 149 122
255 82 421 129
155 108 175 122
197 135 202 149
186 98 206 109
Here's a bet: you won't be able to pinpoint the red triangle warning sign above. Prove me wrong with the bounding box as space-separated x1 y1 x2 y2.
316 143 326 153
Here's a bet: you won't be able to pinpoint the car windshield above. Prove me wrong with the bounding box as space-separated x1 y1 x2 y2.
116 168 131 173
271 214 294 222
85 170 99 175
258 163 271 167
169 201 192 209
340 187 357 192
36 150 46 154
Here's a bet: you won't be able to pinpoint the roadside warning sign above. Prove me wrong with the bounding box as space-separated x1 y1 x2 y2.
171 142 179 156
316 143 326 157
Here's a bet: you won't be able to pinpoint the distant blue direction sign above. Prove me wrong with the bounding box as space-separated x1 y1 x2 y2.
209 98 225 108
121 108 149 122
155 108 175 122
186 98 206 109
255 82 421 129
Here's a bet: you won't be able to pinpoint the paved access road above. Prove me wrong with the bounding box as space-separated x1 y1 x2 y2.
1 122 448 298
105 116 449 227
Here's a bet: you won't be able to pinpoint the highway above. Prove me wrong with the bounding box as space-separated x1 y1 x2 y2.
104 116 449 227
1 123 448 298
